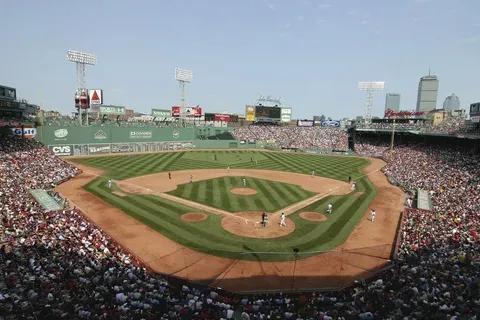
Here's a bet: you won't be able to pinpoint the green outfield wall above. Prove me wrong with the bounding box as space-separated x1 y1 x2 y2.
35 125 257 156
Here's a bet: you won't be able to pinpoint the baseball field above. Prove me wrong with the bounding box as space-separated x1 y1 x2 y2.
58 150 404 292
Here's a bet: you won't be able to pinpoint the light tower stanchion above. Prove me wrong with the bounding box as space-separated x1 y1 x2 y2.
67 50 96 127
358 81 385 125
175 67 193 115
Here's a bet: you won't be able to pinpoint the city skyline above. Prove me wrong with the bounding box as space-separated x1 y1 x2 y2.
1 0 479 118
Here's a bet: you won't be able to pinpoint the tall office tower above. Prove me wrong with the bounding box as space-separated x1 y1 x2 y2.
416 73 439 112
443 93 460 110
385 93 401 112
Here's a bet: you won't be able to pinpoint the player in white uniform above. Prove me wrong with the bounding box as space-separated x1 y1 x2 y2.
242 178 247 187
311 170 315 177
351 182 356 191
280 212 286 227
107 179 112 189
327 203 333 214
370 209 376 222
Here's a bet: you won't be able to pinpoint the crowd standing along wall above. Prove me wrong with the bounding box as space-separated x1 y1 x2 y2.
36 126 257 156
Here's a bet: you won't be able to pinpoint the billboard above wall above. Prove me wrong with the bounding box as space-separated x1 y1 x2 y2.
171 106 203 118
99 105 126 115
245 105 255 121
151 109 171 118
88 89 103 105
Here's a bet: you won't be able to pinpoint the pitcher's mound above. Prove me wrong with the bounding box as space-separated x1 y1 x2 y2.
181 212 208 222
300 212 327 222
222 211 295 238
230 187 257 196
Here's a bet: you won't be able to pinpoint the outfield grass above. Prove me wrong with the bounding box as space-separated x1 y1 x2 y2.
75 150 369 181
169 176 316 212
78 150 376 261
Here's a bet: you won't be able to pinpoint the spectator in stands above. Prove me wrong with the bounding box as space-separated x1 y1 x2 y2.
0 129 479 319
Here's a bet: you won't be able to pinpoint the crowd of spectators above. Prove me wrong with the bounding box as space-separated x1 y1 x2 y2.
1 129 479 319
357 116 470 136
233 126 348 150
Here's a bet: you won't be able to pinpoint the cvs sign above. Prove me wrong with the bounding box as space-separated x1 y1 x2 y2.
49 145 73 156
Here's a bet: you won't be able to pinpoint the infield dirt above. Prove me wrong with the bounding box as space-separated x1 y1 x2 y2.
57 158 404 292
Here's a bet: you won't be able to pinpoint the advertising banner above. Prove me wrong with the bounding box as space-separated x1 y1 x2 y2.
99 106 125 115
320 120 341 127
88 144 111 154
184 106 203 117
172 106 181 117
245 105 255 121
88 89 103 105
49 145 73 156
129 130 153 139
75 89 89 109
151 109 171 118
297 120 314 127
11 127 37 139
214 114 231 122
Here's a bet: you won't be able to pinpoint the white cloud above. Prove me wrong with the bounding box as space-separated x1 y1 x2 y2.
297 15 305 21
347 10 356 16
284 23 292 29
267 3 275 10
360 20 369 25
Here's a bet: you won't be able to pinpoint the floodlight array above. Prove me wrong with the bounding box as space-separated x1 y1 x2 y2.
175 67 193 82
358 81 385 91
66 50 96 65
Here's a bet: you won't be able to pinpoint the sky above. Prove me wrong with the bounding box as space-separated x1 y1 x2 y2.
1 0 479 119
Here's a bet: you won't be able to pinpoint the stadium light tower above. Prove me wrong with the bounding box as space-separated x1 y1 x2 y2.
67 50 96 89
66 50 96 126
358 81 384 124
175 67 193 108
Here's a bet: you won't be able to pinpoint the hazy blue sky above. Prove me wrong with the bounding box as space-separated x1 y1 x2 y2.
1 0 479 119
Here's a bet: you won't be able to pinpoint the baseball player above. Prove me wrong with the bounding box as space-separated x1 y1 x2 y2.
168 172 172 180
370 209 376 222
189 175 193 183
242 178 247 187
261 211 267 228
351 182 356 191
280 212 286 227
327 203 333 214
311 170 315 177
107 179 112 189
406 197 413 208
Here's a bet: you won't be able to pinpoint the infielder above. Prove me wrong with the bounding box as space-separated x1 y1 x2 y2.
327 203 333 214
261 211 268 228
107 179 112 189
370 209 376 222
311 170 315 177
189 175 193 183
280 212 286 227
242 178 247 187
351 182 356 191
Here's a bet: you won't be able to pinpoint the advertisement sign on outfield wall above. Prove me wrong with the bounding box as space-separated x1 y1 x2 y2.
88 144 111 154
49 145 73 156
